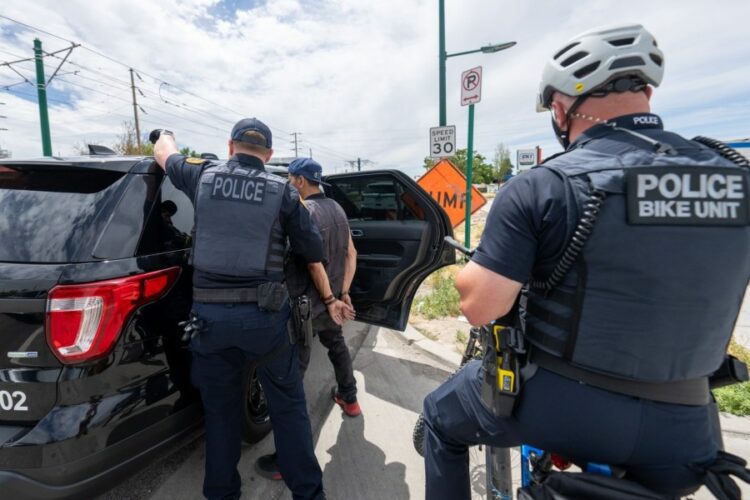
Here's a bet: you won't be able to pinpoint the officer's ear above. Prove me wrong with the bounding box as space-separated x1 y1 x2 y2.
644 85 654 101
264 148 274 163
228 140 235 156
550 100 568 131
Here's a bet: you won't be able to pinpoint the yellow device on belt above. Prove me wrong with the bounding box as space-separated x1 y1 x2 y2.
493 325 516 394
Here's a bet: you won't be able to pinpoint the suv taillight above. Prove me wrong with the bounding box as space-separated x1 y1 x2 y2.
46 267 181 364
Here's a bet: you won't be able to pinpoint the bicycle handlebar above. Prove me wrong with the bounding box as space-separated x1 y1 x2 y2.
444 236 475 258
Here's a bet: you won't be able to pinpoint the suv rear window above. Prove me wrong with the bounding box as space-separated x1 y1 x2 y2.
0 165 127 263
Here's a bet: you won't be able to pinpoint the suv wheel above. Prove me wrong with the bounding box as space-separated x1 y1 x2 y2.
242 364 272 443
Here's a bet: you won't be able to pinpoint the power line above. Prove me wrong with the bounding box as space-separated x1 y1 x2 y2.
0 14 364 160
0 15 294 135
54 77 132 104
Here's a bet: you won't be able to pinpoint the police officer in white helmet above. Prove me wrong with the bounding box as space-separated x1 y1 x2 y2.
422 24 750 499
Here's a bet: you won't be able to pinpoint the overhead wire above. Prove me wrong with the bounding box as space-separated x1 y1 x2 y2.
0 14 371 159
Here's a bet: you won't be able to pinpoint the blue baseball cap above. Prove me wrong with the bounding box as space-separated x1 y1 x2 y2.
288 158 330 186
231 118 272 148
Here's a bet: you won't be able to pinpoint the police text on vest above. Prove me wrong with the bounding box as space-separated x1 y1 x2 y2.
210 174 267 204
626 167 749 226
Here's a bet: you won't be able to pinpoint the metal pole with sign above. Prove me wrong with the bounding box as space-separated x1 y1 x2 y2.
461 66 481 248
465 104 475 249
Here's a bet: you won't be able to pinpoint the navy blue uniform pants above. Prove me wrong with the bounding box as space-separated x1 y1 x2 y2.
423 360 722 500
190 301 324 500
298 312 357 403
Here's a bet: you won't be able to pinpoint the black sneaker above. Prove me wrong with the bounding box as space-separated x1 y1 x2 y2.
255 453 282 481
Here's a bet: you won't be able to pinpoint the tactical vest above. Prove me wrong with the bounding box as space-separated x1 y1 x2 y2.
286 195 350 317
524 135 750 383
192 160 286 279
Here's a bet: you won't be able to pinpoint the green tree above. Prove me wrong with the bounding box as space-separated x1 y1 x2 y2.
180 146 199 157
423 148 497 184
493 143 514 179
112 121 154 155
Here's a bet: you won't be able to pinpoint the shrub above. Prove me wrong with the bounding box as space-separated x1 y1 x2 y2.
713 340 750 416
414 271 460 320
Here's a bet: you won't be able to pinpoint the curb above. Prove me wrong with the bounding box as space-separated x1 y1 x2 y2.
389 323 462 368
718 413 750 438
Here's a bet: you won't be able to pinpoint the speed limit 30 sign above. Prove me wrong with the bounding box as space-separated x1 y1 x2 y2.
430 125 456 158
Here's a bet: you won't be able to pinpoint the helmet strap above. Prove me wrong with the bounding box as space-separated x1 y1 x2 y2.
552 96 587 150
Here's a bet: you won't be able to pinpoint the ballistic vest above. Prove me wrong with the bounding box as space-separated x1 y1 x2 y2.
524 122 750 383
286 193 350 317
192 158 286 279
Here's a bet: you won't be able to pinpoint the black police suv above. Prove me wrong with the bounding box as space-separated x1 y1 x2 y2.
0 156 454 498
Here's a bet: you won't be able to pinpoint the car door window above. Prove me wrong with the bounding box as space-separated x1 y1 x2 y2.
327 176 424 221
324 171 453 330
137 176 194 255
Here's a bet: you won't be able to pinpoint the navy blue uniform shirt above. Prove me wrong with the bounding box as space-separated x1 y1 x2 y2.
166 152 323 288
473 113 707 282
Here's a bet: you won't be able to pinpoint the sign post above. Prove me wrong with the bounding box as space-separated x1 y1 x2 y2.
461 66 482 248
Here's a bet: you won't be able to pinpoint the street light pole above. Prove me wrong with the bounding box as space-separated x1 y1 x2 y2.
439 0 446 126
438 0 516 127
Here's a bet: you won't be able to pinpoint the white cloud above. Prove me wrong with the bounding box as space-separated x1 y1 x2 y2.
0 0 748 173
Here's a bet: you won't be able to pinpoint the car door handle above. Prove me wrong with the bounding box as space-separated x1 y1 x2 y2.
351 229 364 237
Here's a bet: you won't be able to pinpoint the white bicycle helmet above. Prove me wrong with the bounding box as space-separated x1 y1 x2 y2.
536 24 665 112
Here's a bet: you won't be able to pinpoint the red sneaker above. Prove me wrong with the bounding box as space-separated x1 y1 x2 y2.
332 388 361 417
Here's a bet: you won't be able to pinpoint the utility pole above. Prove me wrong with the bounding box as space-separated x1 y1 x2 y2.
290 132 301 157
309 148 313 158
346 158 371 172
130 68 142 153
33 39 52 156
0 102 7 159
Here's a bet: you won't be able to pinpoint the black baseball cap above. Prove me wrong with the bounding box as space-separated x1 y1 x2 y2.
231 118 272 148
288 158 330 186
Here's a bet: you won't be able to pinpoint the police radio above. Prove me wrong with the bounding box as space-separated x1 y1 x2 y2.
480 303 524 418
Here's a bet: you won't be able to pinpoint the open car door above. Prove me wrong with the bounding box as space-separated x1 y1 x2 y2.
323 170 455 330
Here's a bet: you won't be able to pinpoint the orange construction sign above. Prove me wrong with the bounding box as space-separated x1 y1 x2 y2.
417 159 487 227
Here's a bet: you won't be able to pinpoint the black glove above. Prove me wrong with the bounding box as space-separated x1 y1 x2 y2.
149 129 173 145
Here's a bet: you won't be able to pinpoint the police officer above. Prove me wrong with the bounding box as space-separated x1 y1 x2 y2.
422 24 750 499
256 158 361 480
153 118 351 500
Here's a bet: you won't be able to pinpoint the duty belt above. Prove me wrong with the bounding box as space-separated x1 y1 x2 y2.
531 349 711 406
193 287 258 303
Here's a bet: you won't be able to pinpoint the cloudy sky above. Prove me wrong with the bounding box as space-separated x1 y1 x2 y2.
0 0 748 175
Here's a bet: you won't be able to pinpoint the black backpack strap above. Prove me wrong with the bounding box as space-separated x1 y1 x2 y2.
693 451 750 500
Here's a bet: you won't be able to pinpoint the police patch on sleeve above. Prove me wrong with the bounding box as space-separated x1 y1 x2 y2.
210 173 266 204
626 167 749 226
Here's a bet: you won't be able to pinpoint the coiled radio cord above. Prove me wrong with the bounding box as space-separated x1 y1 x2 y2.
692 136 750 168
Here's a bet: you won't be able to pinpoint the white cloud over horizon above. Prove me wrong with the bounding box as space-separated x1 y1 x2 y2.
0 0 748 175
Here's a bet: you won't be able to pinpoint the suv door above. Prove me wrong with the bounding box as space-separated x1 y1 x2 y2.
323 170 455 330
